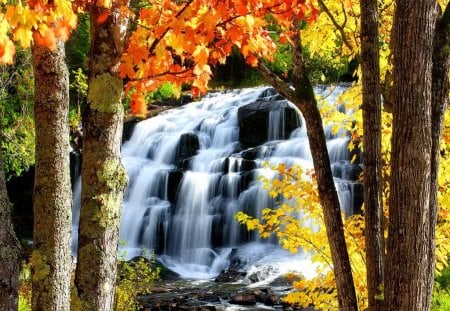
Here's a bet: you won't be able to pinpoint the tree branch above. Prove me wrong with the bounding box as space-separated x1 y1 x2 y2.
317 0 354 52
256 62 296 103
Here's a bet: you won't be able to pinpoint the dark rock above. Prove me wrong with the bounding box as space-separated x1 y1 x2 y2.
352 183 364 214
239 171 254 192
229 294 257 305
241 148 259 160
177 305 197 310
7 166 34 240
265 294 281 305
210 215 223 248
167 169 184 203
214 269 246 283
123 117 140 143
238 100 301 147
238 159 255 172
155 260 180 280
178 157 194 170
177 132 200 163
152 94 193 107
152 287 171 293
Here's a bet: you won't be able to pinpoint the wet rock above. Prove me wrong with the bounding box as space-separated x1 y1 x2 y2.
229 294 257 305
214 269 246 283
177 132 200 162
238 100 301 147
265 294 281 305
151 286 171 293
241 147 259 160
167 169 184 203
123 117 140 143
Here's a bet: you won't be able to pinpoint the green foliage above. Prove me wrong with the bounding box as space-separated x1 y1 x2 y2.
0 47 35 179
114 254 160 311
65 13 90 73
69 68 87 129
436 263 450 290
432 290 450 311
18 262 32 311
1 119 35 178
147 82 179 102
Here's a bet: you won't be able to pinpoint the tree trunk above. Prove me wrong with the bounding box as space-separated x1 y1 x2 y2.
257 29 358 310
386 1 437 309
428 1 450 302
0 139 21 310
360 0 384 309
31 40 72 311
74 4 129 310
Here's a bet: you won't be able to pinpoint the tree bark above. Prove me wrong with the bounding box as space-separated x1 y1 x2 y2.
258 30 358 310
360 0 384 309
428 1 450 303
386 1 437 310
74 4 129 310
0 139 21 310
31 40 72 311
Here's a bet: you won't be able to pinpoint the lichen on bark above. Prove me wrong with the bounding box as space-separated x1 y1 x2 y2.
96 158 128 191
30 250 51 282
87 73 123 113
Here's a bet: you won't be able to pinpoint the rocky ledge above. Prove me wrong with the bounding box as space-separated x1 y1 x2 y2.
137 268 312 311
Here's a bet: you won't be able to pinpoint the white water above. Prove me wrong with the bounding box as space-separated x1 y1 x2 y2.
72 84 361 282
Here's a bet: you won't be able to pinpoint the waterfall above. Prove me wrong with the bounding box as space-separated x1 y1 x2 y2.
72 84 362 280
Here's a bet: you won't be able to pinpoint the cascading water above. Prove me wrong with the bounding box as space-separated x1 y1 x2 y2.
72 84 362 281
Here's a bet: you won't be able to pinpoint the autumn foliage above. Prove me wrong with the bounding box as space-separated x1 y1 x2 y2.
0 0 320 114
237 110 450 309
120 0 319 114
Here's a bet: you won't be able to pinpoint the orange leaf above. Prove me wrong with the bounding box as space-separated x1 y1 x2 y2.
97 11 109 24
0 37 16 64
33 29 57 50
130 93 147 115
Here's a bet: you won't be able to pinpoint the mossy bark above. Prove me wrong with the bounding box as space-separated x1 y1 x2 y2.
0 139 21 310
31 40 72 310
74 4 129 310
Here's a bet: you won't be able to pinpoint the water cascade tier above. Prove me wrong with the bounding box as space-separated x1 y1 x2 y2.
73 85 362 281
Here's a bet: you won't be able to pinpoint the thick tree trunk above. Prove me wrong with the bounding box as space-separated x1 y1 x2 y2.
360 0 384 309
258 30 358 310
31 40 72 311
0 139 21 310
74 4 129 310
428 1 450 302
386 1 437 310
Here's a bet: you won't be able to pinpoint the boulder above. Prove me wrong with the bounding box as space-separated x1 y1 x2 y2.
229 294 257 306
214 269 246 283
122 117 140 143
237 100 301 147
167 169 184 203
177 132 200 163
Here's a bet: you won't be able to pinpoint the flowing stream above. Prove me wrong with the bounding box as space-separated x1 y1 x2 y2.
73 84 362 284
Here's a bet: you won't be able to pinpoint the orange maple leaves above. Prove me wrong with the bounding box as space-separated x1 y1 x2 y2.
121 0 318 112
0 0 318 114
0 0 78 63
